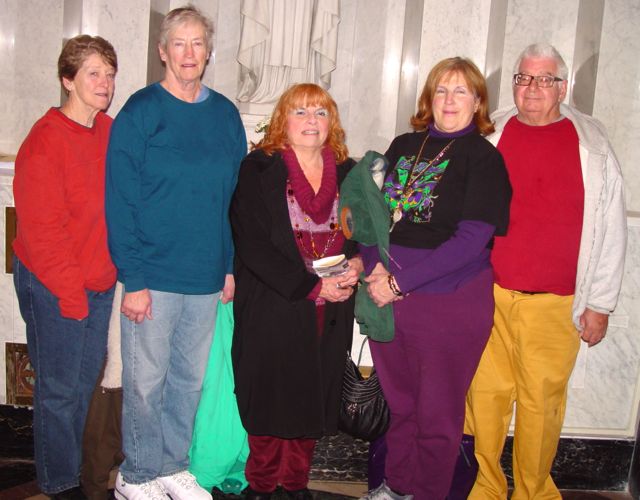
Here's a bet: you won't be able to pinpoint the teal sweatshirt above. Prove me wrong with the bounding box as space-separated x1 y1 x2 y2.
106 83 246 294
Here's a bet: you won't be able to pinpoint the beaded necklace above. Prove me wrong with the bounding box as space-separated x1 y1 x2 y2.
389 133 455 232
287 180 341 260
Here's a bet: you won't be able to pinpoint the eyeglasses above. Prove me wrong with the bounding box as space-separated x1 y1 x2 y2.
289 107 330 119
513 73 564 88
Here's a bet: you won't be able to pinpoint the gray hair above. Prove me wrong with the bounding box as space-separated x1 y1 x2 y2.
159 5 214 54
513 43 569 80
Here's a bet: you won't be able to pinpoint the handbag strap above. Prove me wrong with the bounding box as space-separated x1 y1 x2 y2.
356 336 368 367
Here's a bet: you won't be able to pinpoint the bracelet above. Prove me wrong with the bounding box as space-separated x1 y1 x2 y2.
387 274 403 296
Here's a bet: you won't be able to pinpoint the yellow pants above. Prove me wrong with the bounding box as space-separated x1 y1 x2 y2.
465 284 581 500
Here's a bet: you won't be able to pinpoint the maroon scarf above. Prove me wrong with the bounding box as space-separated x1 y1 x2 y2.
282 146 337 224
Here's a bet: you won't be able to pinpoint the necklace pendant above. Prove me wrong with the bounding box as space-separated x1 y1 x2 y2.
392 207 402 223
390 207 402 233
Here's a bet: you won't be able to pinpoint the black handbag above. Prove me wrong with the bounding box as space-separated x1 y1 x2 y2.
338 338 390 441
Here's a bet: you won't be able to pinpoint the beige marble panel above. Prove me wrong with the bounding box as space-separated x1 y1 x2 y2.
82 0 151 117
340 0 406 157
497 0 579 110
0 0 17 154
568 0 604 116
592 2 640 212
209 0 243 103
563 217 640 437
2 0 63 154
328 0 357 146
395 0 424 137
418 0 493 83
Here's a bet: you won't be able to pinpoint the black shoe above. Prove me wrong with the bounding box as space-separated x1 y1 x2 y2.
212 486 243 499
284 488 313 500
51 486 88 500
243 487 273 500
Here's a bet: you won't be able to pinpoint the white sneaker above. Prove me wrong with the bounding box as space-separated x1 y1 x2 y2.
114 472 169 500
360 481 414 500
157 470 212 500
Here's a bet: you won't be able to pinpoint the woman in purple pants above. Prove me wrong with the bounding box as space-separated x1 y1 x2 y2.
360 58 511 500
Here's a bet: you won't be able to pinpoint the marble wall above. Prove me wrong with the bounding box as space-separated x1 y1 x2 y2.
564 217 640 437
0 0 639 440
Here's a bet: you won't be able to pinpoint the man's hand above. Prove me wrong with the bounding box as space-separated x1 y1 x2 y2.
579 308 609 347
121 289 152 324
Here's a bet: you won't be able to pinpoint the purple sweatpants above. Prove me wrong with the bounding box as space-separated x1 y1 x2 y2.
369 268 494 499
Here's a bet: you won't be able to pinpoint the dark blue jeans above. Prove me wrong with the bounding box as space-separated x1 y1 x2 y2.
13 256 115 494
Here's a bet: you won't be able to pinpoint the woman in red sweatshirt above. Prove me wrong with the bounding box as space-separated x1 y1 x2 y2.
12 35 118 499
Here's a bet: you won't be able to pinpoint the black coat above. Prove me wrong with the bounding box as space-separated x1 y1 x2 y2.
230 149 356 438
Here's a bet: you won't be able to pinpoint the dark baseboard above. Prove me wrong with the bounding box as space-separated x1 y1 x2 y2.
311 431 636 491
500 435 634 491
629 419 640 498
1 404 637 493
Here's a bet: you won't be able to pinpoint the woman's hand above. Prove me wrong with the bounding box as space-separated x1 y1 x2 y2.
365 263 402 307
348 255 364 276
319 275 355 302
221 274 235 304
121 289 153 324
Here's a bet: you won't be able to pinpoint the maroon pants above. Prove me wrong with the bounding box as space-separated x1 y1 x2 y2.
246 435 316 492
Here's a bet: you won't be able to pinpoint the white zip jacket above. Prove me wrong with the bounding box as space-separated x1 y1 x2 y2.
488 104 627 330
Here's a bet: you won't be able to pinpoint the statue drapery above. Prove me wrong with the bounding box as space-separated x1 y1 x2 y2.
237 0 340 104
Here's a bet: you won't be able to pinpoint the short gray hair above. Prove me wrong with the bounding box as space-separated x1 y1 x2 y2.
513 43 569 80
159 5 214 54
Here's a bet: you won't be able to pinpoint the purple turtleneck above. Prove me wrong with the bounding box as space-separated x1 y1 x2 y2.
428 121 476 138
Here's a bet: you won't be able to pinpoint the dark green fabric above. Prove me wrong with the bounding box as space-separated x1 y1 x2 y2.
339 151 394 342
189 301 248 494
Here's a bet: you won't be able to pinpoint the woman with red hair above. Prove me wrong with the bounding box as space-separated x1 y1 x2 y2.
230 84 361 500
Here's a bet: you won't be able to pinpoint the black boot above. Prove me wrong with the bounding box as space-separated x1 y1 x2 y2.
51 486 88 500
243 487 273 500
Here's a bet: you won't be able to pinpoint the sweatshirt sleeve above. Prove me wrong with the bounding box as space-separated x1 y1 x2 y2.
13 131 88 319
584 147 627 314
223 111 248 275
393 220 496 293
105 108 147 293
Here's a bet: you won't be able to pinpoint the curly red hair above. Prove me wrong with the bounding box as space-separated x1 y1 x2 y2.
254 83 349 163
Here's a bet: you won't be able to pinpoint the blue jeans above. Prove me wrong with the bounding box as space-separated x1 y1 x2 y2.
120 289 219 483
13 256 115 494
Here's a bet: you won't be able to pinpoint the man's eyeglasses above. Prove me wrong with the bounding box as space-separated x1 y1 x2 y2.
513 73 564 88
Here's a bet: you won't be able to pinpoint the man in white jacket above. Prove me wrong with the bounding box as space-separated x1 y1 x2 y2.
465 43 626 499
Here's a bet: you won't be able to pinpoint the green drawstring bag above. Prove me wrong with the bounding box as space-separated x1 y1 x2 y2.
338 151 394 342
189 301 248 495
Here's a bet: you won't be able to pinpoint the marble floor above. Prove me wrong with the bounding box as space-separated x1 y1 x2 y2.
0 478 634 499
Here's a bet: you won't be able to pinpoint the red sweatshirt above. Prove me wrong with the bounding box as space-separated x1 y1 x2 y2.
13 108 116 319
491 116 584 295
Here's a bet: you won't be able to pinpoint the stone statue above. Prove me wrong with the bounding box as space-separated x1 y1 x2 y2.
237 0 340 105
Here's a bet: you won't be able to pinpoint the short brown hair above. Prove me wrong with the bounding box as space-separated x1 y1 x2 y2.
255 83 349 163
159 5 214 54
58 35 117 91
411 57 494 136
